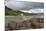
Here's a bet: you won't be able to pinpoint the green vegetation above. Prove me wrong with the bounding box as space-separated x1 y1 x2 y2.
5 6 31 16
5 6 42 16
5 6 24 16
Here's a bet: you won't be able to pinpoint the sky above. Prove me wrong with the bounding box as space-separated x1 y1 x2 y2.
20 9 43 13
5 0 44 2
5 0 44 13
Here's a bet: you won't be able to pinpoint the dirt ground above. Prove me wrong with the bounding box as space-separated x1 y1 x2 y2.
5 17 44 31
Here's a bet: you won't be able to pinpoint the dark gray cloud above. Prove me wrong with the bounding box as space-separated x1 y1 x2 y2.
5 1 44 10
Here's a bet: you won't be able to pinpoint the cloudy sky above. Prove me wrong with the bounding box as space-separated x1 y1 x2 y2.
5 0 44 2
5 0 44 13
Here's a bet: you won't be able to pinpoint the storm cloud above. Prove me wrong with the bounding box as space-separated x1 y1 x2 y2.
5 1 44 13
5 1 44 10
